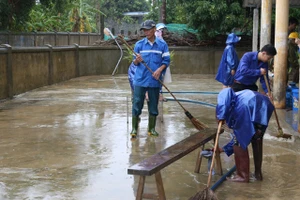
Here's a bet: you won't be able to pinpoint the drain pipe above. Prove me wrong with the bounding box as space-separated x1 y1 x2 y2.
165 98 217 108
211 165 236 191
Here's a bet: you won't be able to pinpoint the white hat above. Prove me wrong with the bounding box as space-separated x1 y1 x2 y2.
156 23 166 30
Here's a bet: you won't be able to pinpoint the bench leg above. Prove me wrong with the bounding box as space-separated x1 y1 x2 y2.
155 172 166 200
194 145 205 173
136 176 146 200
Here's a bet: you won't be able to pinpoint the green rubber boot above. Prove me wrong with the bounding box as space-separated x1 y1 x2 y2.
148 115 159 136
130 116 139 138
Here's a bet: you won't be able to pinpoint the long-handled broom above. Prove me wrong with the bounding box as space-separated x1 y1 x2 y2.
263 74 292 139
189 121 222 200
114 33 208 130
103 28 123 76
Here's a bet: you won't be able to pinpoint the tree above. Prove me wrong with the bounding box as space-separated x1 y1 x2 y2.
0 0 35 31
180 0 248 39
101 0 150 20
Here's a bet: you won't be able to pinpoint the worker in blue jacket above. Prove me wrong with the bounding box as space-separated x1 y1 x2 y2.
216 88 274 182
232 44 277 96
130 20 170 138
215 33 240 87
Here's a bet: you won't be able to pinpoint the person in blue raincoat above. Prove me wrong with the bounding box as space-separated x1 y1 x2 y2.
216 88 274 182
130 20 170 138
215 33 240 88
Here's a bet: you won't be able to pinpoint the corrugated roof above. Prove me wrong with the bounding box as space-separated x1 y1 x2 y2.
123 12 149 17
243 0 300 8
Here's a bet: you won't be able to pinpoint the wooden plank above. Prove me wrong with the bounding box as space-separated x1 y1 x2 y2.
128 128 220 176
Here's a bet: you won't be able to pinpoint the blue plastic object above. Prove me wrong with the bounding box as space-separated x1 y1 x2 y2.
292 88 299 111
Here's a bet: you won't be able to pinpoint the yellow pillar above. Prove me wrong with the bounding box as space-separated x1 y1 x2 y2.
260 0 272 47
252 8 259 51
258 0 272 93
273 0 289 109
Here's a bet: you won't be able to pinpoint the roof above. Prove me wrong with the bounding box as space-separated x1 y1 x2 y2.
123 12 149 17
243 0 300 8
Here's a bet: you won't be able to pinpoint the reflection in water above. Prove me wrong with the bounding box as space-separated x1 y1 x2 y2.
0 75 299 199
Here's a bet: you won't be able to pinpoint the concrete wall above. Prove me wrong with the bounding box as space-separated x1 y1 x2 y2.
0 45 250 100
0 32 101 47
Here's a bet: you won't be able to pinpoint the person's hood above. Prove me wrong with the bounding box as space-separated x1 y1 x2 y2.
226 33 241 45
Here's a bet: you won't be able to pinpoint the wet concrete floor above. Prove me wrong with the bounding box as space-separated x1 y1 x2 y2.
0 74 300 200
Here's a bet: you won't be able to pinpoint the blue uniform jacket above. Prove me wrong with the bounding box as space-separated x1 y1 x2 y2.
215 44 239 86
133 37 170 88
234 52 269 93
216 88 274 150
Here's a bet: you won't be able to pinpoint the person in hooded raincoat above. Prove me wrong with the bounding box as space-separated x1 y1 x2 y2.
216 88 274 182
215 33 240 88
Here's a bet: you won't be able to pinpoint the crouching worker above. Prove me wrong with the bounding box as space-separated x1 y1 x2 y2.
216 88 274 182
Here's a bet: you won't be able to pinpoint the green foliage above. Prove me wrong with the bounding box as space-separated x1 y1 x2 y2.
290 8 300 25
183 0 248 39
101 0 150 21
26 4 72 32
0 0 35 31
67 0 105 32
123 44 135 64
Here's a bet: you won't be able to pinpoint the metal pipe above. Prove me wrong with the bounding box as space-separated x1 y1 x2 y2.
210 165 236 191
104 28 123 76
162 91 219 95
165 98 216 108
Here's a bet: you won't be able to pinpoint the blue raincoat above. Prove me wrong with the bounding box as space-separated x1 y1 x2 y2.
128 62 137 91
215 33 240 86
216 88 274 150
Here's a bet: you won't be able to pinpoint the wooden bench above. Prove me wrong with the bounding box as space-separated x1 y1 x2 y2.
128 128 224 200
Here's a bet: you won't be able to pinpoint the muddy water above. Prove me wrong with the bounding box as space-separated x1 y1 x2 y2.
0 75 299 200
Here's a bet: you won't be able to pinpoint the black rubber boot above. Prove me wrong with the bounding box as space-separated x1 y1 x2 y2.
148 115 159 136
130 116 139 138
227 145 250 183
251 139 263 180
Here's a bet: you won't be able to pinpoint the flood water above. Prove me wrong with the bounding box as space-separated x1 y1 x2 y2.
0 74 299 200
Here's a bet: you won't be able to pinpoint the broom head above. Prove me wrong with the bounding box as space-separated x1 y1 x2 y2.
189 187 219 200
276 128 292 139
185 111 208 130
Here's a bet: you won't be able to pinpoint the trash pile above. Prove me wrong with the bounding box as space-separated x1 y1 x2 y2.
94 23 251 47
93 31 252 47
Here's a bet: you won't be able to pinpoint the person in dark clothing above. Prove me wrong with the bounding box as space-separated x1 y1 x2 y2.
288 17 299 35
231 44 277 97
288 32 300 84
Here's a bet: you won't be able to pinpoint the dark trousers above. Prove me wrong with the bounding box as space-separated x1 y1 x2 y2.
132 86 160 116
